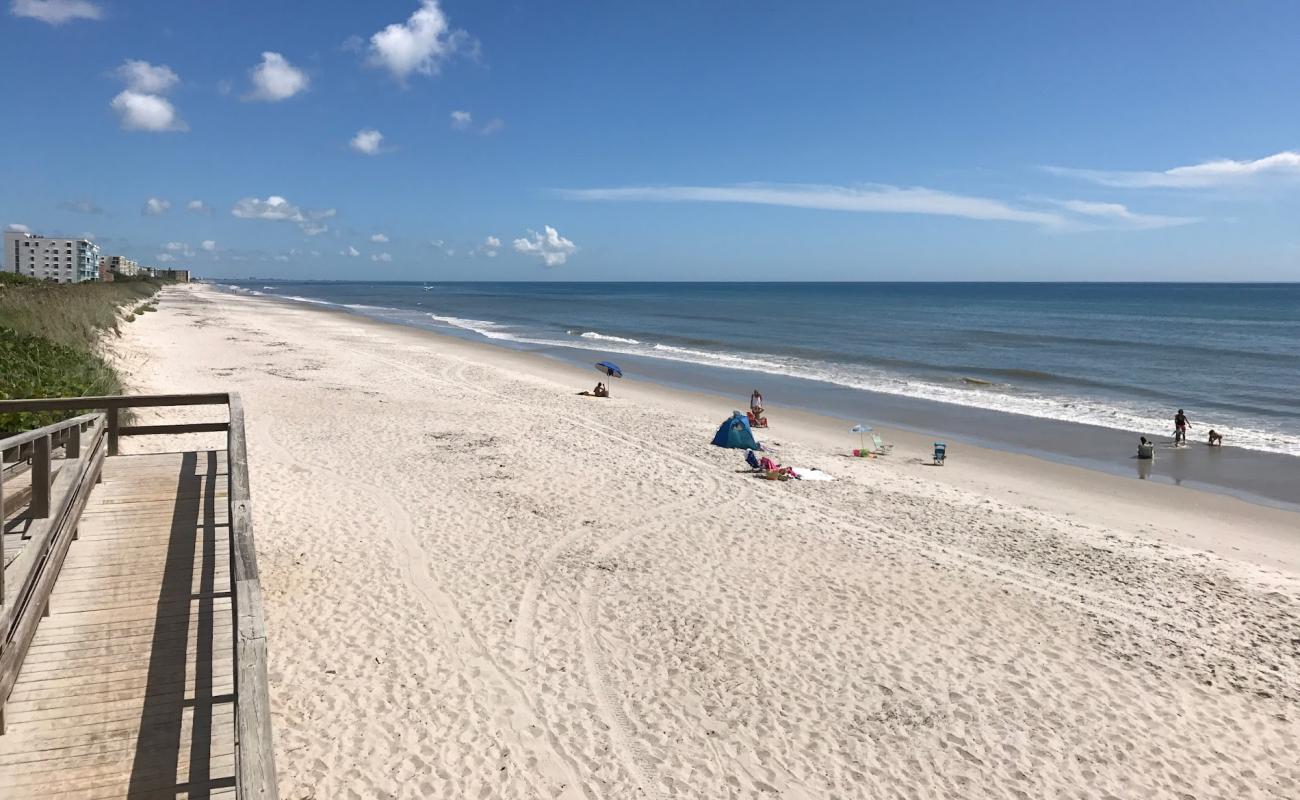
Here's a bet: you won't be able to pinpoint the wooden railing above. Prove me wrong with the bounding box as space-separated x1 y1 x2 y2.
0 393 278 799
0 413 106 734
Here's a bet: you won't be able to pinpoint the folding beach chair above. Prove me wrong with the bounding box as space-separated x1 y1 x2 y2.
871 433 893 455
933 442 946 465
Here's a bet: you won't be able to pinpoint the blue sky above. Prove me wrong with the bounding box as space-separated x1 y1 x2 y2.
2 0 1299 281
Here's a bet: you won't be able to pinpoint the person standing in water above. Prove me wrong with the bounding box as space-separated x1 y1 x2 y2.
1174 408 1191 445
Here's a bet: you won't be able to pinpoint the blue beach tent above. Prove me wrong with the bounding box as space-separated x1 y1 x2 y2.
712 411 760 449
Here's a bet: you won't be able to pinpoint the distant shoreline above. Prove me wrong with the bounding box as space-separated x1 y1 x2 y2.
216 281 1300 513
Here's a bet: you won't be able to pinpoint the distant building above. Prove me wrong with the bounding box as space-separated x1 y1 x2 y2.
106 255 139 276
160 268 191 282
98 257 114 282
3 231 101 283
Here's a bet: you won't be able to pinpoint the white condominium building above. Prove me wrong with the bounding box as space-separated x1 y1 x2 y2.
3 231 102 283
107 255 139 276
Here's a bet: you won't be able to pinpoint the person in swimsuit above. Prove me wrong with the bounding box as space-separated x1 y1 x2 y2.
1174 409 1190 444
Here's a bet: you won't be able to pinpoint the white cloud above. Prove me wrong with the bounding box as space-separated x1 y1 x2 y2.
115 59 179 93
6 223 31 233
231 195 336 235
246 52 309 102
367 0 472 82
274 254 291 262
201 240 217 252
350 128 384 155
340 34 364 53
1041 199 1198 231
451 110 504 135
561 183 1067 227
513 225 576 266
156 253 177 263
370 233 389 243
1044 151 1300 189
111 90 186 132
186 199 211 214
371 252 393 262
341 246 360 257
164 241 195 257
11 0 102 24
142 197 171 216
473 235 500 257
109 60 185 132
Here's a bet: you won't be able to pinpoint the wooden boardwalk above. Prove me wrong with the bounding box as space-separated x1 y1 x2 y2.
0 451 237 798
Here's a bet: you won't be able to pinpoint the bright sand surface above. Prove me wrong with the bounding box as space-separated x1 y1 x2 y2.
108 284 1299 799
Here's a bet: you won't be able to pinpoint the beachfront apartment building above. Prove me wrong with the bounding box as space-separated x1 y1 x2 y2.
3 231 101 283
106 255 139 276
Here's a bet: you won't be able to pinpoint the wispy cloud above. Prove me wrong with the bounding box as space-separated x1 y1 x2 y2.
561 183 1066 227
11 0 102 25
1039 199 1198 230
562 182 1197 233
58 199 103 215
231 195 335 235
1044 150 1300 189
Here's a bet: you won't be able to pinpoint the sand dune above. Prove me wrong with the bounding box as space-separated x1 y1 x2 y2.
108 284 1300 799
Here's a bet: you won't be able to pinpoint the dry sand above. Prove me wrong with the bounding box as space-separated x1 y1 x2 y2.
109 284 1300 799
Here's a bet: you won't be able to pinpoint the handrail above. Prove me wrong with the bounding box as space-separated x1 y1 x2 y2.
227 393 278 797
0 394 232 456
0 393 279 797
0 413 99 454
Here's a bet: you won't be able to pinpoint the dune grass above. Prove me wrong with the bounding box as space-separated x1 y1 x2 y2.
0 274 160 434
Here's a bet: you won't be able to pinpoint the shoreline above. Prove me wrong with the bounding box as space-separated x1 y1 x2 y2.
108 284 1300 797
224 283 1300 513
234 283 1300 573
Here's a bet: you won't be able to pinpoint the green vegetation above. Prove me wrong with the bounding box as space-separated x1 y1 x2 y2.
0 276 160 434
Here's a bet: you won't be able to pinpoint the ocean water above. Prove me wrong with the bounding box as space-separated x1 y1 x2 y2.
223 281 1300 459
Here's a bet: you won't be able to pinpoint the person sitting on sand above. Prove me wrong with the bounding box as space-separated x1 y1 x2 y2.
1137 436 1155 460
593 382 608 398
1208 429 1223 446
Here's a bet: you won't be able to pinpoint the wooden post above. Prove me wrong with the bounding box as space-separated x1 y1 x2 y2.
32 434 51 519
65 423 81 459
107 407 120 456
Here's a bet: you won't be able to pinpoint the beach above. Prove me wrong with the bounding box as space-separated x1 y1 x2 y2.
110 283 1300 799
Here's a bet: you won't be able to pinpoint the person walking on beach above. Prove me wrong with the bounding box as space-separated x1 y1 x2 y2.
750 389 764 417
1174 409 1191 445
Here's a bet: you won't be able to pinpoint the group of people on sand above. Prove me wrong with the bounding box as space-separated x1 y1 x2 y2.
1137 408 1223 459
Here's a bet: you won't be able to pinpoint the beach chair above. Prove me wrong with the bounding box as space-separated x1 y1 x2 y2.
745 450 762 471
933 442 946 465
871 432 893 455
747 410 768 428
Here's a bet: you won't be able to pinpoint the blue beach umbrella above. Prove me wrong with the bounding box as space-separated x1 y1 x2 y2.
595 361 623 379
850 423 872 451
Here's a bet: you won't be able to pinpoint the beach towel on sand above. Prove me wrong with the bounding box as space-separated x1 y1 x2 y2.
790 468 833 481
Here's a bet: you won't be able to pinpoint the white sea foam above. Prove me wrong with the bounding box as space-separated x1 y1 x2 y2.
579 331 641 344
300 298 1300 459
281 295 337 306
427 314 521 341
